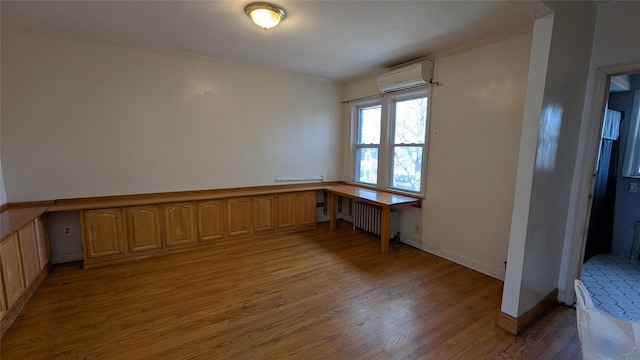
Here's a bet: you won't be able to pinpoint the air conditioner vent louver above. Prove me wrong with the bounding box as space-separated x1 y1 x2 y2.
377 61 433 93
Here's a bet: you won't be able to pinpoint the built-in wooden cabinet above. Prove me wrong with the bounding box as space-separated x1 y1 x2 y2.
34 217 50 270
198 200 225 242
126 206 162 253
276 193 297 229
0 234 26 308
253 196 275 233
227 197 252 237
276 192 316 228
18 222 40 285
0 275 6 320
297 191 317 225
0 213 51 337
83 208 126 258
81 190 318 268
163 203 196 247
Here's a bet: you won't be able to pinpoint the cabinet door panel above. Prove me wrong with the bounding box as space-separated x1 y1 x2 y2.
198 200 226 242
127 206 162 252
35 217 50 270
84 209 125 258
0 234 26 308
296 191 317 225
227 197 252 237
253 196 275 233
164 203 196 246
276 193 297 229
0 273 6 320
18 221 40 285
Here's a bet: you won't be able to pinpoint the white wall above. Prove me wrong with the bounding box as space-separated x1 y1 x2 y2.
1 29 342 202
0 163 6 206
501 14 554 317
46 211 84 264
558 1 640 305
0 112 6 206
0 38 5 207
342 32 533 280
502 1 598 317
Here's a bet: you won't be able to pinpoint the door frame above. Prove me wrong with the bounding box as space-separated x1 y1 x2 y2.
559 61 640 305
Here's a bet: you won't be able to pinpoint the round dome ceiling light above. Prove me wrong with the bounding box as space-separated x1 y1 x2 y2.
245 2 287 30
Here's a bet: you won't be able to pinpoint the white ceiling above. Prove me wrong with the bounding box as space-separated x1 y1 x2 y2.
1 1 535 81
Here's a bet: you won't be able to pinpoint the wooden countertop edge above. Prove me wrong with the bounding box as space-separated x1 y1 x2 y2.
47 182 341 212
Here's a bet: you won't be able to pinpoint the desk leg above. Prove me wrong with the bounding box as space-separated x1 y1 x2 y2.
329 193 337 230
380 205 390 254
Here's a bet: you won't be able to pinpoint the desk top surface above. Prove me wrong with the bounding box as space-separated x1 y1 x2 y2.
325 185 421 207
1 204 52 240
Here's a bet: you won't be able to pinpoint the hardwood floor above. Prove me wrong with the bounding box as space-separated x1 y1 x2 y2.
1 222 581 359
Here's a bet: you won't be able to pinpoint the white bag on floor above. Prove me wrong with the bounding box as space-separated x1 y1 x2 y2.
574 279 640 360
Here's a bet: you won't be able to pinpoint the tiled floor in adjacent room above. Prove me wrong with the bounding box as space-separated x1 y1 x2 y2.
581 253 640 321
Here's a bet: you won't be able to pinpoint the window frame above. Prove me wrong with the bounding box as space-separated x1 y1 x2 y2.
350 87 431 195
352 101 383 186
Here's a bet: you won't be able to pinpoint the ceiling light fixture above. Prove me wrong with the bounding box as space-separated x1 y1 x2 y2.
245 2 286 30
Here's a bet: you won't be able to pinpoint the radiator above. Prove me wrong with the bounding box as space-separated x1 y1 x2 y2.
353 202 400 238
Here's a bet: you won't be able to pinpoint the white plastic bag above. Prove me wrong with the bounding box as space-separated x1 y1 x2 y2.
574 279 640 359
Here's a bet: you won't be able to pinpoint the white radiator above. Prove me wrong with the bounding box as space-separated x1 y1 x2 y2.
353 202 400 238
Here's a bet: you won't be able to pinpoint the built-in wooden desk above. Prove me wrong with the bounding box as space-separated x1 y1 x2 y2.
324 185 421 254
1 204 53 241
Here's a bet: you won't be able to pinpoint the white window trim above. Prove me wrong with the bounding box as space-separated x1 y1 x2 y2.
350 87 431 195
350 99 383 186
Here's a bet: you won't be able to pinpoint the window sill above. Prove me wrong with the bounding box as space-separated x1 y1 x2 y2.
347 181 425 200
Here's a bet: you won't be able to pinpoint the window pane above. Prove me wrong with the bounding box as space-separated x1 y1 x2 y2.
391 146 422 192
357 105 381 144
394 97 427 144
355 147 378 184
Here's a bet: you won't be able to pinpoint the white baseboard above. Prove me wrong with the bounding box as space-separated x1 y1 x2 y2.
51 252 85 264
316 214 352 223
400 235 505 281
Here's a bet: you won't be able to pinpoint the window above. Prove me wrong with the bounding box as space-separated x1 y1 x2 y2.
351 88 430 194
354 104 381 185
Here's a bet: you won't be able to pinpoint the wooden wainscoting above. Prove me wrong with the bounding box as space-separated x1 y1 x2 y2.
1 223 580 359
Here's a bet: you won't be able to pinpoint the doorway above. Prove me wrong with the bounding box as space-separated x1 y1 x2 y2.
580 72 640 321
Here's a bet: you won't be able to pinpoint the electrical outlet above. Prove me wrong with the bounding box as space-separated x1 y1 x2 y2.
63 226 72 236
414 224 421 234
433 126 441 137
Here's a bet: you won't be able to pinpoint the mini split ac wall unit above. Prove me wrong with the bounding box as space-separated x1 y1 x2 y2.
376 61 434 93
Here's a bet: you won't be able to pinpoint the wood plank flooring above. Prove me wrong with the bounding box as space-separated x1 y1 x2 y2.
1 222 581 359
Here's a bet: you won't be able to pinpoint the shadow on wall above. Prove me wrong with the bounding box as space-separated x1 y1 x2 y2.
46 211 84 264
